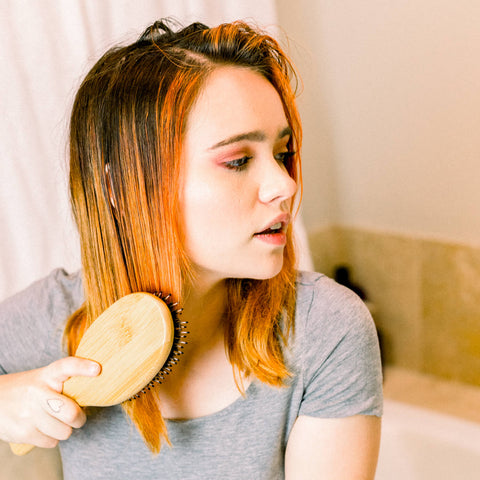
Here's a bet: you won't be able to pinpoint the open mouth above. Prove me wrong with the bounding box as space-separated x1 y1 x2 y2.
254 222 284 236
253 214 290 245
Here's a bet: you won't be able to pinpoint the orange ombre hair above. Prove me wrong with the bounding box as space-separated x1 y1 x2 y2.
66 19 302 453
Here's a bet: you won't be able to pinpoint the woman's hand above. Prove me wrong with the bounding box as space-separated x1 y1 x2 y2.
0 357 100 448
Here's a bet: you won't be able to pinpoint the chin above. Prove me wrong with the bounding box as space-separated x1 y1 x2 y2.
241 260 284 281
196 253 285 284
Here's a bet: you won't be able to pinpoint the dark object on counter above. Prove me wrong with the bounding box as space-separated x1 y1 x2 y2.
334 265 366 300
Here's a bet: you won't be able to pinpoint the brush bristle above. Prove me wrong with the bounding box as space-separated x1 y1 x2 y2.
129 292 188 400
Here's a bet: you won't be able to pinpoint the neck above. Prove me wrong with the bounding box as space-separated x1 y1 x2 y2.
180 279 227 351
156 278 249 420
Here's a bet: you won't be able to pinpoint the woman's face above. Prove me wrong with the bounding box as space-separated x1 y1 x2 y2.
181 66 297 287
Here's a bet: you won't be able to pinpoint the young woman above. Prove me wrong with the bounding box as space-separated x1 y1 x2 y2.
0 20 382 479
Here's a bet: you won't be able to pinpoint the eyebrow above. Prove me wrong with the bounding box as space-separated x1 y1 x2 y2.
208 126 292 150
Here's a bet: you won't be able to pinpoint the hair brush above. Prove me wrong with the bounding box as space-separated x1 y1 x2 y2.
10 292 187 456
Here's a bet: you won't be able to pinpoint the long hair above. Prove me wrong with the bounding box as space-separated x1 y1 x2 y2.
66 19 302 453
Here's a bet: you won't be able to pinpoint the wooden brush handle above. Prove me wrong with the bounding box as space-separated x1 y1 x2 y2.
10 443 34 456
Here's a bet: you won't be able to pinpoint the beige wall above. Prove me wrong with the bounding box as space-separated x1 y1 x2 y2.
276 0 480 246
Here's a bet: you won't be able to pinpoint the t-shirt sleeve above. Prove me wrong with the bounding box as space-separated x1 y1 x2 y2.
0 268 84 374
297 274 383 418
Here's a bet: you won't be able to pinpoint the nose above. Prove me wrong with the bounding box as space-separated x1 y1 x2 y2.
258 156 297 205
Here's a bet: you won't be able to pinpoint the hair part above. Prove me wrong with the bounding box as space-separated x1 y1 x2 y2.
66 18 302 453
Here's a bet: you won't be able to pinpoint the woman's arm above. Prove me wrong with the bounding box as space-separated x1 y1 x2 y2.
0 357 99 448
285 414 381 479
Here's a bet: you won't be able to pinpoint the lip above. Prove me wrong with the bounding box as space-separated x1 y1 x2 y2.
253 213 291 246
255 213 291 235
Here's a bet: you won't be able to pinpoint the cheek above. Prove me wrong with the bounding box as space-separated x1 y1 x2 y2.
182 178 239 246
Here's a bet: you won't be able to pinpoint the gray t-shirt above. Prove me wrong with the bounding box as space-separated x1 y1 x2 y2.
0 269 382 480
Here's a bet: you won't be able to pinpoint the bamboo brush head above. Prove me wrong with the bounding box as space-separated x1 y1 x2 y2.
64 292 176 406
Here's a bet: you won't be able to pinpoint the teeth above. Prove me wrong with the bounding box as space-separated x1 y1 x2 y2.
255 221 284 236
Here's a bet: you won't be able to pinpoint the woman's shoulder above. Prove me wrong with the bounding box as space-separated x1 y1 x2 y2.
291 270 383 418
0 268 84 372
1 268 84 315
295 270 372 325
293 269 378 360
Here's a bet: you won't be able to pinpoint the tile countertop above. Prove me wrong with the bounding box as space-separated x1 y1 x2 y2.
383 365 480 424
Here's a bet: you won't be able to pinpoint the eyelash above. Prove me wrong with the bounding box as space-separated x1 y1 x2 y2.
224 151 296 172
275 151 296 166
224 156 252 171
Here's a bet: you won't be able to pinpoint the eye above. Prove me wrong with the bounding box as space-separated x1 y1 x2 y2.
275 151 296 166
224 156 252 171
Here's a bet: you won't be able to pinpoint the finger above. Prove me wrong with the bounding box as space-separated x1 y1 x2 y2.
42 356 101 392
35 412 76 446
16 427 61 450
42 395 87 429
8 395 82 448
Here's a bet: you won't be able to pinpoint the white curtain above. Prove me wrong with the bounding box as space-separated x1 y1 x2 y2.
0 0 312 301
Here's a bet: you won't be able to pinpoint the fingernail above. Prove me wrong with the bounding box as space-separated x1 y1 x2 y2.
90 363 101 375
